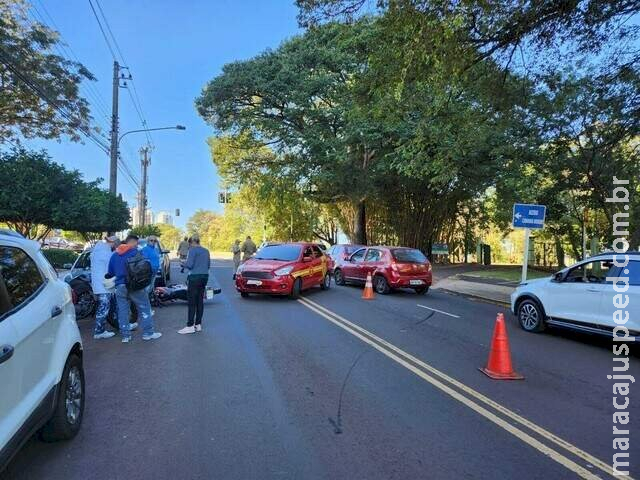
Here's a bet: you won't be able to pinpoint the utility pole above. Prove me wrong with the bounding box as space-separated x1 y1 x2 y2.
109 61 120 194
138 146 151 226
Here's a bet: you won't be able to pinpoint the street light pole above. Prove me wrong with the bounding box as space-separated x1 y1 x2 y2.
138 147 151 226
111 125 186 195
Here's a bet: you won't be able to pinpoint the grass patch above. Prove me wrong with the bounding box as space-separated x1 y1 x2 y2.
465 267 551 282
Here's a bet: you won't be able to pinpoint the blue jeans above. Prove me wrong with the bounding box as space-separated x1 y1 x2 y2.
94 293 113 335
115 284 154 338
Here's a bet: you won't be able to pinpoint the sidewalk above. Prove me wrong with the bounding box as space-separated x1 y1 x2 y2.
433 276 514 306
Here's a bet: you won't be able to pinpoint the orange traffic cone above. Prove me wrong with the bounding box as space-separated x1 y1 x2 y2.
479 313 524 380
362 273 375 300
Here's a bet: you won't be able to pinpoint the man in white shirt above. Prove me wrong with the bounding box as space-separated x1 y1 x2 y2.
90 235 118 339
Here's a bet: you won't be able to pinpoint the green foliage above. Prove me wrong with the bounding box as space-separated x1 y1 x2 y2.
41 248 77 269
129 224 161 238
0 0 95 143
0 148 130 239
156 224 183 251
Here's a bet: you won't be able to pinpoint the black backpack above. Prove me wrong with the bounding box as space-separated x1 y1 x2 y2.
125 252 153 291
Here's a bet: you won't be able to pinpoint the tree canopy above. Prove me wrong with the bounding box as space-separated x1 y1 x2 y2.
0 0 96 144
0 148 130 239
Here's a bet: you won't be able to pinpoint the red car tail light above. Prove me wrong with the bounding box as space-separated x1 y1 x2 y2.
71 289 78 304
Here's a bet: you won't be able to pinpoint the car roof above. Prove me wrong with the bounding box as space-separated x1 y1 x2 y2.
0 231 42 253
590 251 640 258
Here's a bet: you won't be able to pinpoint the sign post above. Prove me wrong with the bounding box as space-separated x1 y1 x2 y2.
512 204 546 282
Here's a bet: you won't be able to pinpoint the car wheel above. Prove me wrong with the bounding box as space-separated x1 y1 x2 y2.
240 292 250 298
40 354 84 442
334 269 345 286
373 275 390 294
415 286 429 295
517 299 546 333
290 278 302 299
75 288 95 319
320 273 331 290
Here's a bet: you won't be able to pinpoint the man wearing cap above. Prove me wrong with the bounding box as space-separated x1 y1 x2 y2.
178 234 210 334
90 235 119 339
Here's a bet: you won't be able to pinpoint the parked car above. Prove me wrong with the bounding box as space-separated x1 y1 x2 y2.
0 231 84 472
327 244 365 275
42 237 83 252
334 246 432 294
235 242 331 298
511 252 640 336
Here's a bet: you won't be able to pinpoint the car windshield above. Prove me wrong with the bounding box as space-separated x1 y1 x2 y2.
255 244 301 261
392 248 427 263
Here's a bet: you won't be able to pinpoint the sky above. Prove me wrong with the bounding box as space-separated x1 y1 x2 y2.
24 0 301 228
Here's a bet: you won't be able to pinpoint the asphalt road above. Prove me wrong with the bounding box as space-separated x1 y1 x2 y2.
3 260 639 479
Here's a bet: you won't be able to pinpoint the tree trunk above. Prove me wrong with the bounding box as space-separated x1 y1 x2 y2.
555 238 565 268
353 200 367 245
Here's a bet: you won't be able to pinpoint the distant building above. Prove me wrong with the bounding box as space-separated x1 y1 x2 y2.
130 206 155 227
156 211 173 225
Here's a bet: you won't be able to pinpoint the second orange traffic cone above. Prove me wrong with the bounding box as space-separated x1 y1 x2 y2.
362 273 375 300
479 313 524 380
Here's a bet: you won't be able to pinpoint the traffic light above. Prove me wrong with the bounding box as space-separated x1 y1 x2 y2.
175 208 180 217
218 192 232 203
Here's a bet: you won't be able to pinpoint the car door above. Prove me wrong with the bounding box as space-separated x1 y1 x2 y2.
342 248 366 281
0 269 21 449
0 246 59 420
310 246 325 286
300 246 315 289
543 259 613 326
363 248 383 279
599 259 640 333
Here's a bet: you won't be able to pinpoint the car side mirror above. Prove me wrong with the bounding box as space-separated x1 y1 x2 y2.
553 272 564 282
303 256 312 263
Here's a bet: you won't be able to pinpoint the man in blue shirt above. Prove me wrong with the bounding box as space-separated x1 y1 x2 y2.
141 235 161 290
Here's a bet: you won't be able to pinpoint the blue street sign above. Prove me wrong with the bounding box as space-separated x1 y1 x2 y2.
512 203 546 229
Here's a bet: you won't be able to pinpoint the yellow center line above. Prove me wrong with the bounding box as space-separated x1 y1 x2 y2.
298 296 624 480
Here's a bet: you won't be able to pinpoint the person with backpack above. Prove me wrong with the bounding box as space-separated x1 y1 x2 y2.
141 235 161 294
178 234 210 334
108 234 162 343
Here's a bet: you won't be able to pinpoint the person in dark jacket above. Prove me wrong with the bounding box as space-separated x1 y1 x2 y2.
178 234 210 334
108 234 162 343
141 235 161 295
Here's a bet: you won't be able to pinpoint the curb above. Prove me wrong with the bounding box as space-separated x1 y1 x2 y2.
435 287 511 309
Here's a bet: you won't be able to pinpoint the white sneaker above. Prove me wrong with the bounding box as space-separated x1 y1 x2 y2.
142 332 162 341
94 331 116 340
178 326 196 335
121 336 132 343
129 322 139 331
195 325 202 332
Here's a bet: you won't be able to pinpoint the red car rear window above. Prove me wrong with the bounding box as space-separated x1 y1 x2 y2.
392 249 427 263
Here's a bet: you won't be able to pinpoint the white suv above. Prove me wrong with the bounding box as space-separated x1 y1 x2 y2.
511 252 640 336
0 231 84 472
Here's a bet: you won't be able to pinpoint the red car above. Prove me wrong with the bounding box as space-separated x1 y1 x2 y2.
334 246 432 294
326 244 364 274
235 242 331 298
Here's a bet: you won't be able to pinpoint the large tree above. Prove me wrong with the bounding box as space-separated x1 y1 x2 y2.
0 0 95 143
0 148 129 239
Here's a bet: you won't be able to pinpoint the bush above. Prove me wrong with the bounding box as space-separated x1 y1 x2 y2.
42 248 78 269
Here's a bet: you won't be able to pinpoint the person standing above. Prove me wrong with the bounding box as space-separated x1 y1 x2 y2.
178 234 210 334
90 235 118 339
232 239 241 278
141 235 161 294
241 235 257 261
108 234 162 343
178 237 190 273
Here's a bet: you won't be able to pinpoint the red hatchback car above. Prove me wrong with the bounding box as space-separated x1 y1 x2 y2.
326 244 365 275
235 242 331 298
334 246 432 294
